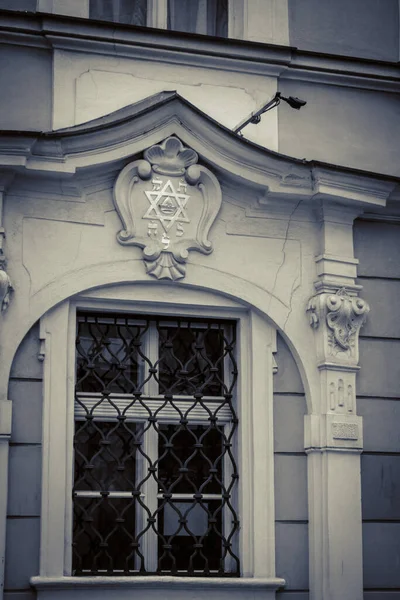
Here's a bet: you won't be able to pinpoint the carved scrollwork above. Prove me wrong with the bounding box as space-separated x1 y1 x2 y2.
0 268 12 311
113 137 222 280
307 288 370 362
326 288 369 351
306 297 319 328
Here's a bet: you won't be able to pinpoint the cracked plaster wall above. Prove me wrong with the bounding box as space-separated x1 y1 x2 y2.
53 50 279 150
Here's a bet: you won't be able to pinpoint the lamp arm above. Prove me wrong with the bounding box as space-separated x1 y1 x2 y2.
233 92 281 135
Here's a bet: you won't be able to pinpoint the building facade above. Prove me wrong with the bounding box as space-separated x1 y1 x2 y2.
0 2 399 600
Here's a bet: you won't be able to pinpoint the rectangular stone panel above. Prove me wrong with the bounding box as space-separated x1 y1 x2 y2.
358 398 400 452
358 278 400 339
8 445 41 517
275 523 309 590
274 335 304 395
8 381 43 444
275 455 308 521
362 454 400 520
354 221 400 279
10 323 43 380
358 339 400 398
363 523 400 588
274 394 307 453
5 518 40 589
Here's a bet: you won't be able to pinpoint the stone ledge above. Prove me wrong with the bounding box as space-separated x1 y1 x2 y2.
31 576 286 600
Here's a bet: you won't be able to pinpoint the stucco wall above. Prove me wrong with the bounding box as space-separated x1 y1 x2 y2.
0 44 52 131
5 323 42 600
274 335 308 599
277 80 400 177
0 0 36 10
52 49 279 149
288 0 399 61
354 220 400 598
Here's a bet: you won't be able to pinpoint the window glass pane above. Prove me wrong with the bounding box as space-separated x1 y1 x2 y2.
167 0 228 37
74 421 138 492
74 312 239 576
157 319 233 396
73 496 137 574
158 499 223 572
89 0 147 25
158 424 223 494
76 314 147 394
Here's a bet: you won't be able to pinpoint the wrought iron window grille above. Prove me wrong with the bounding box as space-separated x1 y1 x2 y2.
73 312 240 576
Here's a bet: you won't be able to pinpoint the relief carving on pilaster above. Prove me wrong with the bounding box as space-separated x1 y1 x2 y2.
0 265 12 312
113 137 222 281
307 288 369 361
0 175 13 312
326 288 369 353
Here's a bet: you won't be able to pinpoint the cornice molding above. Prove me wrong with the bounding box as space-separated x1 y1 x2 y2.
0 92 397 210
1 11 400 92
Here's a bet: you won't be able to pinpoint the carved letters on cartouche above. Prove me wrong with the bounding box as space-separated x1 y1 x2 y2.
113 137 222 280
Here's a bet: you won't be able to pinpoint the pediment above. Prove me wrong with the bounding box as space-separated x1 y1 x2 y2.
0 91 395 209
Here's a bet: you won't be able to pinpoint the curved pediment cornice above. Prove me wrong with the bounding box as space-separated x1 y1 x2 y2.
0 91 396 208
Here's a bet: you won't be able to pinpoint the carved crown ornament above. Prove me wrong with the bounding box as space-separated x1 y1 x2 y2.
113 137 222 281
307 288 370 361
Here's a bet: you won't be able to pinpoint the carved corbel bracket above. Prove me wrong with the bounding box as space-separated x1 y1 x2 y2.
0 170 15 312
113 136 222 281
0 267 12 312
307 288 369 364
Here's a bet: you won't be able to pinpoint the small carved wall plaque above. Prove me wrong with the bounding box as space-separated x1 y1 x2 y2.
332 422 359 440
113 137 222 280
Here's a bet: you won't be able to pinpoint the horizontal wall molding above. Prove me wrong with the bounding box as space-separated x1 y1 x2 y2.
1 11 400 92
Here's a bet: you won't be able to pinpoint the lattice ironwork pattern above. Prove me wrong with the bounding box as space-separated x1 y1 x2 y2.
73 312 239 576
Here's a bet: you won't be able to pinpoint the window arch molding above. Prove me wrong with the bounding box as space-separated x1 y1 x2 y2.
2 261 314 419
30 281 288 599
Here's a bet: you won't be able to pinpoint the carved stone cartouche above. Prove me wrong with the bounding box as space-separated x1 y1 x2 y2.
113 136 222 281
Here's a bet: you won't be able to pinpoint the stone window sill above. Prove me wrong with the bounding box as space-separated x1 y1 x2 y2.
31 575 286 600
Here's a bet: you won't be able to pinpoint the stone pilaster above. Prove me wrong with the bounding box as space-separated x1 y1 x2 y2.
0 171 14 600
0 401 11 600
305 201 369 600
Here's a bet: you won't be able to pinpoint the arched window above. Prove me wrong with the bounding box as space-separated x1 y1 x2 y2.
31 284 282 598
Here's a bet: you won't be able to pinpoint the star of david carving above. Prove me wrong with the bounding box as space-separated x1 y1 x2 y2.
143 179 190 232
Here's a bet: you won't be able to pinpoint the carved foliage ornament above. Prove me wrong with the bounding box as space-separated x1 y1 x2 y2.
113 137 222 280
326 288 369 350
307 288 369 353
0 267 12 312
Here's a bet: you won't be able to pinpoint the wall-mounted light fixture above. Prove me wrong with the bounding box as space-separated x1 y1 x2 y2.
233 91 307 135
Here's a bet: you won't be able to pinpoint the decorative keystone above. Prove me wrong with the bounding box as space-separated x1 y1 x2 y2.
113 137 222 281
